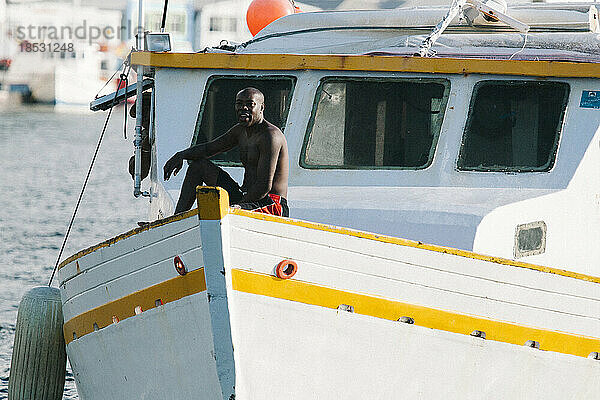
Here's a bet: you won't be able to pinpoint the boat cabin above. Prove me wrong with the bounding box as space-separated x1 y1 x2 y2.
130 4 600 276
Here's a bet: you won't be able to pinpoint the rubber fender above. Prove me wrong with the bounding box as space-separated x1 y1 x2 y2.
9 286 67 400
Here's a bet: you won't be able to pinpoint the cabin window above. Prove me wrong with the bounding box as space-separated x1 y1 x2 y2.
458 81 569 172
301 78 449 169
193 76 296 165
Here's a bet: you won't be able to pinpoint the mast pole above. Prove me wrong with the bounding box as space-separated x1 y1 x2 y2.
134 0 145 197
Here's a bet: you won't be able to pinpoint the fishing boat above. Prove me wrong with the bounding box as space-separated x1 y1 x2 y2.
21 1 600 398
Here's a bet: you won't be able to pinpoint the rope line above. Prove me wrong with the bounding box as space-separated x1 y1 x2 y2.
509 32 529 60
48 63 132 286
94 50 132 99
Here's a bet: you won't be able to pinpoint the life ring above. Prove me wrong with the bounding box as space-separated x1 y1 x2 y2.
275 259 297 279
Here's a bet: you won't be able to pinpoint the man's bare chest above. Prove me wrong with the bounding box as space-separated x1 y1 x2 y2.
238 135 260 168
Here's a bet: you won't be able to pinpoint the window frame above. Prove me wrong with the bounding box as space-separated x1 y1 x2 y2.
300 76 451 170
457 80 570 173
192 74 297 167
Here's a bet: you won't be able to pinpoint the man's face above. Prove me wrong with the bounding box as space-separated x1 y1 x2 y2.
235 92 263 127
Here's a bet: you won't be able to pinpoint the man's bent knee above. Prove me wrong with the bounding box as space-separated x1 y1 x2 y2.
187 159 220 186
186 159 210 175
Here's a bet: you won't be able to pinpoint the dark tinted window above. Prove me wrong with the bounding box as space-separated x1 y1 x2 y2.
194 76 295 165
458 81 569 172
302 78 449 169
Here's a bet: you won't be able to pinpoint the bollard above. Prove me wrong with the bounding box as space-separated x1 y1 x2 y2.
8 286 66 400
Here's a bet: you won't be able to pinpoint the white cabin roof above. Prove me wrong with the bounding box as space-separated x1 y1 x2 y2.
226 4 600 61
256 3 597 35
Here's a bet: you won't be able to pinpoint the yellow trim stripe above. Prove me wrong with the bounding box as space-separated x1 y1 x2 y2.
131 52 600 78
58 208 199 271
232 269 600 358
63 267 206 344
229 208 600 285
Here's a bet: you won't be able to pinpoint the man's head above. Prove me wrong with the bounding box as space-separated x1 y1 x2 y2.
235 87 264 127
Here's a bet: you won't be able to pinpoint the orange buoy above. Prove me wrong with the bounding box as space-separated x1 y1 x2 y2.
246 0 294 36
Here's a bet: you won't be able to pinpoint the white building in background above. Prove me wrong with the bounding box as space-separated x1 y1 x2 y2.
194 0 320 50
126 0 196 51
0 0 14 60
194 0 253 49
4 2 122 106
0 0 5 38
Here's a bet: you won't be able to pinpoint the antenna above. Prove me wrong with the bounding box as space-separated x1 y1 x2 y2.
160 0 169 32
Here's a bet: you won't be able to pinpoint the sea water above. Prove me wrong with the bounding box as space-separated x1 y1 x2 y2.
0 107 147 399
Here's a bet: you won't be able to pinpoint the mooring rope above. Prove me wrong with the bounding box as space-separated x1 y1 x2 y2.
48 62 132 286
94 50 133 99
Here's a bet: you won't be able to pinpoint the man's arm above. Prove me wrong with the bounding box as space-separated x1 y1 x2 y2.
241 130 282 201
164 126 239 180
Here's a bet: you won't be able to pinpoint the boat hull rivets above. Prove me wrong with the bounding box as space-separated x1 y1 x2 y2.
337 304 354 313
588 352 600 360
470 330 486 339
398 316 415 324
524 340 540 349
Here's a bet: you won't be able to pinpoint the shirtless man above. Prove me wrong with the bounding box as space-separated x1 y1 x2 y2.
163 87 289 216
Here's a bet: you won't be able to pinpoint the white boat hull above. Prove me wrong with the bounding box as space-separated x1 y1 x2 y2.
58 188 600 399
66 293 222 400
231 292 600 399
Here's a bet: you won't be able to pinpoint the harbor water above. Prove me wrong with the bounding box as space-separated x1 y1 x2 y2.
0 107 147 399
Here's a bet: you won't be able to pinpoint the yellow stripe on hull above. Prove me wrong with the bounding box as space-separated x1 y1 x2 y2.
232 268 600 359
63 267 206 344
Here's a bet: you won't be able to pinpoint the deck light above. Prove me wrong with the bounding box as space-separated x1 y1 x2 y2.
145 33 171 52
466 0 529 32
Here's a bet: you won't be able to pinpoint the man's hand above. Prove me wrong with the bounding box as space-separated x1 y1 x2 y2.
164 151 184 181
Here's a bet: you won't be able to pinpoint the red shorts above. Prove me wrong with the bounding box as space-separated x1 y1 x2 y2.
237 194 289 217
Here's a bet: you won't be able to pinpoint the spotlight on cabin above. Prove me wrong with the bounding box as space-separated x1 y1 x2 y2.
145 33 172 52
463 0 529 33
480 0 507 22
